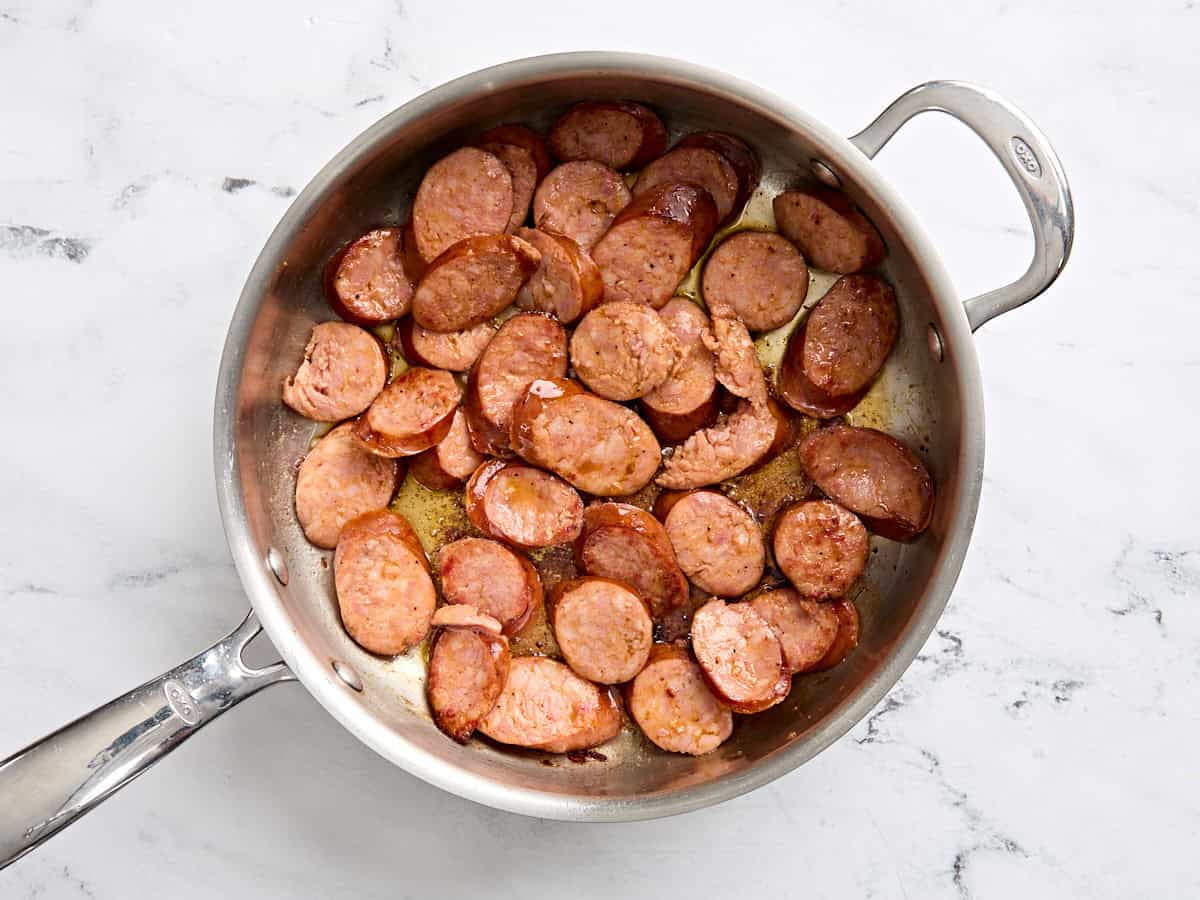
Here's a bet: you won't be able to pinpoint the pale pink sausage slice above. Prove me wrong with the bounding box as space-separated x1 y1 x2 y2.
282 322 388 422
800 274 899 397
641 298 719 443
412 147 514 262
548 101 668 170
773 500 869 599
352 366 461 458
663 490 765 597
701 231 809 332
411 233 540 332
427 622 510 742
394 318 496 372
479 464 584 549
690 598 789 714
569 301 681 401
430 604 503 634
438 537 543 635
409 408 485 490
633 147 739 222
325 227 417 325
551 577 653 684
515 228 604 325
656 399 792 490
477 140 537 233
750 587 839 673
703 313 767 406
479 656 623 753
773 187 885 274
532 160 632 251
627 644 732 755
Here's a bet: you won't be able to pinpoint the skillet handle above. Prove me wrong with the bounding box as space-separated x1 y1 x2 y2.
0 610 293 870
849 80 1074 331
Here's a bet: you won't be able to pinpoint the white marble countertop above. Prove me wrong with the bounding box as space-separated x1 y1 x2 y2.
2 1 1197 896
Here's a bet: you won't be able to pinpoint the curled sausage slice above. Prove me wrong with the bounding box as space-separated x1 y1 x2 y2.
773 500 869 599
412 147 514 262
704 313 767 406
334 510 435 655
475 123 553 180
809 597 860 672
533 160 631 251
438 537 542 634
750 587 839 673
592 182 719 309
633 147 739 223
663 490 765 597
701 231 809 332
656 399 792 490
799 425 934 541
551 577 653 684
476 141 537 233
773 187 885 274
325 227 417 325
282 322 388 422
675 131 761 221
569 301 681 401
428 619 510 742
295 423 401 550
641 298 719 442
515 228 603 325
394 317 496 372
509 378 661 496
479 656 622 753
431 603 503 634
409 408 484 490
466 462 584 549
690 598 788 714
548 101 667 170
353 367 461 458
411 233 540 332
627 644 733 755
575 503 689 619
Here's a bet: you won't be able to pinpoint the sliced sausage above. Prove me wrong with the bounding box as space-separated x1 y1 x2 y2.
701 231 809 331
409 408 484 490
466 462 584 549
575 503 689 619
412 147 514 262
777 317 863 418
324 227 416 325
427 620 510 742
393 317 496 372
675 132 761 220
808 597 860 672
551 577 653 684
438 537 542 634
352 366 461 458
411 233 540 333
477 141 537 233
704 312 767 406
334 509 435 655
464 312 569 456
690 598 789 714
532 160 631 251
799 425 934 541
548 101 667 170
750 587 839 673
569 301 681 401
282 322 388 422
773 187 885 274
641 298 719 442
479 655 623 753
773 500 869 599
627 643 732 755
656 398 793 490
509 378 661 496
475 123 552 180
663 490 765 597
515 228 604 325
294 423 401 549
592 182 719 309
633 147 739 223
431 603 504 633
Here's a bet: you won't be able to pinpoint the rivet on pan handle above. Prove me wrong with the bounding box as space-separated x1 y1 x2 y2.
850 81 1074 331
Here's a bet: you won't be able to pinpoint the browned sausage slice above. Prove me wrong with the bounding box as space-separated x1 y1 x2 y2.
773 500 869 599
411 234 540 332
475 123 553 180
295 423 401 549
464 312 569 456
551 577 653 684
477 464 584 549
633 147 739 222
394 317 496 372
325 227 417 325
799 274 898 398
353 366 461 458
592 182 719 309
750 587 839 673
777 315 865 418
575 503 689 619
701 231 809 331
282 322 388 422
509 378 662 496
703 313 767 406
532 161 631 251
477 141 537 233
409 408 485 490
334 510 435 655
690 598 788 713
808 597 860 671
464 459 508 533
773 187 885 274
412 147 514 262
641 298 719 443
656 398 792 489
479 656 623 752
663 490 765 597
427 620 510 742
627 644 733 755
799 425 934 541
569 301 682 401
515 228 604 325
548 101 667 170
675 132 761 220
438 537 543 634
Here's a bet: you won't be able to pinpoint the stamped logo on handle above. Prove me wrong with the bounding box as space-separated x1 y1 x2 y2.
1011 137 1042 178
164 679 200 725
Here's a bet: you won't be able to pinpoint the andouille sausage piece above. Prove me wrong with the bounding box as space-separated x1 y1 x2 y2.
773 187 886 274
808 597 860 672
592 182 719 309
750 587 839 673
569 301 681 401
295 423 401 550
430 603 504 633
532 161 631 251
799 425 934 541
548 101 668 170
799 274 898 398
633 147 739 223
409 408 485 490
575 503 689 619
656 399 792 489
334 510 435 655
475 124 553 180
464 312 569 456
438 537 542 634
515 228 604 325
412 147 514 262
675 131 761 221
476 141 537 233
690 598 789 714
427 615 511 742
551 577 653 684
509 378 661 496
702 231 809 332
627 644 733 755
704 313 767 406
773 500 869 600
411 233 540 332
282 322 388 422
663 491 765 597
394 317 496 372
641 298 719 443
353 367 461 458
466 462 584 549
325 227 416 325
478 656 623 753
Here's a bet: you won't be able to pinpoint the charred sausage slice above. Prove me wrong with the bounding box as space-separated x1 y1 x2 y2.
427 620 511 742
701 231 809 332
663 490 765 597
750 587 839 673
773 187 885 274
633 147 739 223
515 228 604 325
325 227 417 325
533 161 631 251
411 233 540 332
467 463 584 549
656 398 792 490
641 298 719 443
282 322 388 422
627 644 733 755
575 503 689 619
353 366 461 458
438 537 542 635
548 101 668 170
773 500 869 599
412 147 514 262
394 317 496 372
690 598 788 714
551 577 653 684
569 301 682 401
409 408 485 490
